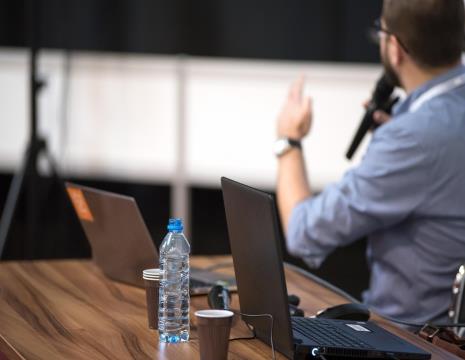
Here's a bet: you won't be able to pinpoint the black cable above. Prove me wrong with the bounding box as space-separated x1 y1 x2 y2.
284 262 360 304
435 322 465 328
192 334 255 342
205 261 355 300
378 314 465 329
284 262 465 330
378 316 426 329
207 261 358 303
229 335 256 341
192 323 260 343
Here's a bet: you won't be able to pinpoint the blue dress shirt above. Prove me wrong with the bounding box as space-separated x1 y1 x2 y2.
287 64 465 323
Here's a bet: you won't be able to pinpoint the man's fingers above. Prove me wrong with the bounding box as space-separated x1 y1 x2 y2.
303 97 312 117
299 97 312 133
373 110 391 124
289 76 305 101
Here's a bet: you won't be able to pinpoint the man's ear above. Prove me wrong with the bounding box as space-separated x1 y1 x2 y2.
387 35 405 67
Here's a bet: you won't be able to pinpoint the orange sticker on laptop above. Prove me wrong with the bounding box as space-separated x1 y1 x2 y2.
67 187 94 222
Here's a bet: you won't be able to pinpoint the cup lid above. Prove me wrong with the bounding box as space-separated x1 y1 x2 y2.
195 310 234 318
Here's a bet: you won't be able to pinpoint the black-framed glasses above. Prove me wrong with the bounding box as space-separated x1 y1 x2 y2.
370 18 409 53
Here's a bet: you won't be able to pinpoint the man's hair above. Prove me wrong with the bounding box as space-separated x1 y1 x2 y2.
383 0 464 68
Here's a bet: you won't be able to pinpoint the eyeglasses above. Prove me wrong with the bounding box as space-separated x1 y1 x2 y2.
370 18 409 53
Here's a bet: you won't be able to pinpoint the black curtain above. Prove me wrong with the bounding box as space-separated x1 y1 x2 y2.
0 0 382 63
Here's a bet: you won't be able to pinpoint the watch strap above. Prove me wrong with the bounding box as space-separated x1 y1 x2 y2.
287 138 302 149
274 137 302 158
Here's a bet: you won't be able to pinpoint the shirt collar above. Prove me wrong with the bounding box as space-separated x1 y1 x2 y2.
393 63 465 116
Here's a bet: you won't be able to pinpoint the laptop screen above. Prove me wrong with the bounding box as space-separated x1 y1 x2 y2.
221 177 294 359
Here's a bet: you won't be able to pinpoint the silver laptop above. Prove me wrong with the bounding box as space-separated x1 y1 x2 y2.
66 182 236 295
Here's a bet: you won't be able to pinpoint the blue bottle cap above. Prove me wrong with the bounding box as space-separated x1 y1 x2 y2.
167 218 184 232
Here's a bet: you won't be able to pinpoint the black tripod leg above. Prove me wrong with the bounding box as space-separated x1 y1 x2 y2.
0 157 28 258
26 157 39 259
30 144 59 258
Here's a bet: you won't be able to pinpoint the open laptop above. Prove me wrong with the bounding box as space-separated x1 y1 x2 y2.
221 177 431 359
65 182 236 295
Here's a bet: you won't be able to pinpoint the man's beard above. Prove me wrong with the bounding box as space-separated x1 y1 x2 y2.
381 48 401 88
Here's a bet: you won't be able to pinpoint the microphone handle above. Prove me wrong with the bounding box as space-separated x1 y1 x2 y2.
345 96 399 160
345 105 376 160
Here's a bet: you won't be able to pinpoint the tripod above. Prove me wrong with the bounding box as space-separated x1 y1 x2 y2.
0 0 62 259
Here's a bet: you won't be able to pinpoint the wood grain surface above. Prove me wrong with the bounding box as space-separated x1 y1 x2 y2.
0 256 459 359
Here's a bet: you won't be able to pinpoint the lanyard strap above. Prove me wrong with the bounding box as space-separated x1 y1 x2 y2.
408 73 465 113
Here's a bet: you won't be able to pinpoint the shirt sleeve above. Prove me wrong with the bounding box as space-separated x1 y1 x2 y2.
286 120 433 268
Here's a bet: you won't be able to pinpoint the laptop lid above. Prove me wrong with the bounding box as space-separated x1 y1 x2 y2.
66 182 157 287
221 177 294 359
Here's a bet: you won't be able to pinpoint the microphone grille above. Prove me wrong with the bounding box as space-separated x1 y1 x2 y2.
373 74 394 104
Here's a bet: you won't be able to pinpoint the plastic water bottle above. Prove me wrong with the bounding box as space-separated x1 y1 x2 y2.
158 218 190 343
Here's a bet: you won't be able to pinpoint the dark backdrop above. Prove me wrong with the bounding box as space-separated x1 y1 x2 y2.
0 0 382 63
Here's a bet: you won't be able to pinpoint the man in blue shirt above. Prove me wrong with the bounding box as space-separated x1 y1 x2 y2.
275 0 465 324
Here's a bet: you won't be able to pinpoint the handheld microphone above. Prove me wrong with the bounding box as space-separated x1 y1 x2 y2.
345 73 397 160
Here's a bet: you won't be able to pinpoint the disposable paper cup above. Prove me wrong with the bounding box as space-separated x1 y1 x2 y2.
142 269 162 329
195 310 234 360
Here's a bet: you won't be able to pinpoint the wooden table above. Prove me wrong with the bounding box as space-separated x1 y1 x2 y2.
0 256 458 359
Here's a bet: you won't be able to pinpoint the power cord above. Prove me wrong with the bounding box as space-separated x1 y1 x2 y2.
229 321 256 341
229 334 256 341
229 311 276 360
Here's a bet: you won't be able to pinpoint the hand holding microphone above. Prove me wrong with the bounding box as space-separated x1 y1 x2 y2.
362 101 391 126
345 73 398 160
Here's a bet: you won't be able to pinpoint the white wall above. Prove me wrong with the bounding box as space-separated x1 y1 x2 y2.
0 51 28 170
0 48 381 190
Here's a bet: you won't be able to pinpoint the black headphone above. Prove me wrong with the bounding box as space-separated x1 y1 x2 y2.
208 284 232 310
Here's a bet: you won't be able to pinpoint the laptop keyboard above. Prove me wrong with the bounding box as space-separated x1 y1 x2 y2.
292 318 372 349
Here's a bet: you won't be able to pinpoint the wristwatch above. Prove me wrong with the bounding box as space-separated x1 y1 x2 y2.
273 138 302 157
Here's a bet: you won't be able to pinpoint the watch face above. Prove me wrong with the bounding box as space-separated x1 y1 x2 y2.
274 139 290 156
